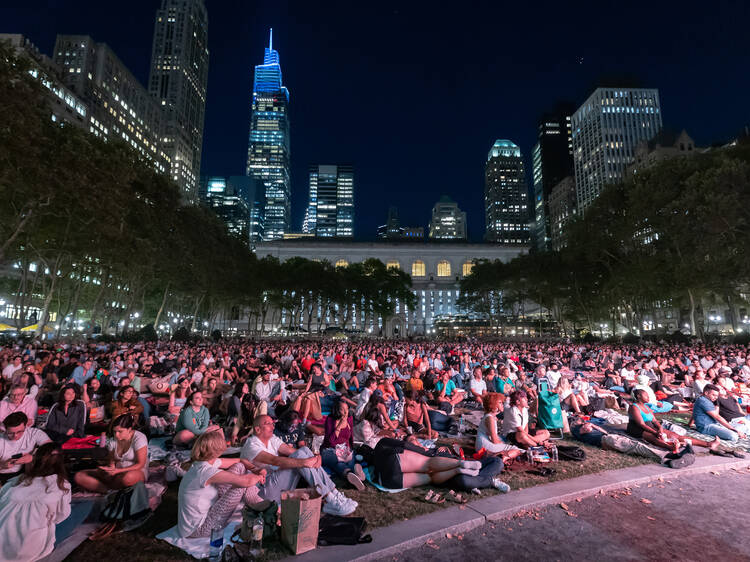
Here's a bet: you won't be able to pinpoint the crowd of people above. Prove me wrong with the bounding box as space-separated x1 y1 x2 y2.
1 337 749 560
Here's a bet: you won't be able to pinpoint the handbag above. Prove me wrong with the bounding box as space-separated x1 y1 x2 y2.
317 514 372 546
100 481 150 522
556 445 586 462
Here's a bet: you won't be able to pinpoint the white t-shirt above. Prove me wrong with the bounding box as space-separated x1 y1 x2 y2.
501 406 528 436
367 359 379 373
2 364 20 380
0 428 51 474
177 459 222 537
620 368 636 382
107 430 149 480
241 434 284 471
355 388 372 419
545 370 561 389
469 378 487 395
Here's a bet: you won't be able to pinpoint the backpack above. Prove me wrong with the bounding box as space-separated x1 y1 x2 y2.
317 514 372 546
556 445 586 462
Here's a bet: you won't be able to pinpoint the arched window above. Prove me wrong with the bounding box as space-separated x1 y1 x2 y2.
437 260 451 277
462 261 474 277
386 260 400 270
335 259 348 268
411 260 426 277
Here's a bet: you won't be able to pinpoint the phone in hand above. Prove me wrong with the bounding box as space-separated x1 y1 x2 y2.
10 453 22 460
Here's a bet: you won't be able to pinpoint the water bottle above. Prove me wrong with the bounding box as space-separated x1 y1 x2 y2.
459 414 465 433
209 525 223 561
550 446 558 462
250 515 264 556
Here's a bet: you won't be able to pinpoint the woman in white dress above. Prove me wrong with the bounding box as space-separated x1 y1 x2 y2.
0 442 71 562
476 393 523 462
74 414 148 492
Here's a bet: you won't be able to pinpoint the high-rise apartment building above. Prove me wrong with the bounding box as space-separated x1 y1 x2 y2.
572 87 662 212
53 35 170 174
531 103 574 250
304 165 354 237
246 30 291 241
484 140 530 244
148 0 209 203
428 196 467 240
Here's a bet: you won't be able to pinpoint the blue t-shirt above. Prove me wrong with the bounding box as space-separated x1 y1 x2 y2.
494 377 515 395
693 395 716 430
436 379 456 397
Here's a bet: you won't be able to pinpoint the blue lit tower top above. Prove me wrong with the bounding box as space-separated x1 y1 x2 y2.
488 139 521 160
253 28 289 100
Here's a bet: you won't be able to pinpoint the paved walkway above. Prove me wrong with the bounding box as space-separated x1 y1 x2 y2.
381 469 750 561
288 455 750 562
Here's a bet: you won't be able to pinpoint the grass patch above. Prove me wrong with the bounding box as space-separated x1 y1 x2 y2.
66 440 653 561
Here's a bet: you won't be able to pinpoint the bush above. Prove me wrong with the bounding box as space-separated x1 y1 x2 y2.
171 326 192 342
123 324 158 342
211 329 222 341
622 332 640 344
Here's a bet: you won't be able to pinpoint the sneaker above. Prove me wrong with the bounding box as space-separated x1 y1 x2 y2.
492 478 511 493
323 490 358 516
346 471 365 491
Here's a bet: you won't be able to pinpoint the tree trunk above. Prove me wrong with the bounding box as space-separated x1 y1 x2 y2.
687 288 697 337
86 267 110 337
35 270 59 338
153 283 170 330
190 293 204 332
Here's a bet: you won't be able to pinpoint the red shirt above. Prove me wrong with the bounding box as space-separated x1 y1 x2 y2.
323 415 354 449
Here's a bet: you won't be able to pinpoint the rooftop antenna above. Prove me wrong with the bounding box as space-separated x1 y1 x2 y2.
269 28 273 50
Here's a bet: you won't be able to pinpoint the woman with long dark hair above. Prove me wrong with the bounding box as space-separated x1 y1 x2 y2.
0 442 71 561
44 384 87 444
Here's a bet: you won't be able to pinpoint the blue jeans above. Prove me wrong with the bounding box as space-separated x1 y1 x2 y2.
428 409 452 432
699 423 739 442
320 447 356 476
447 456 504 491
451 374 465 390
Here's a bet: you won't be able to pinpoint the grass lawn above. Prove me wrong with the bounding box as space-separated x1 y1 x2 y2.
65 439 654 561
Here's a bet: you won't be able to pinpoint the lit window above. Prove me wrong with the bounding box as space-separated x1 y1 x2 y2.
335 259 348 268
462 262 474 277
411 260 426 277
437 260 451 277
386 260 400 270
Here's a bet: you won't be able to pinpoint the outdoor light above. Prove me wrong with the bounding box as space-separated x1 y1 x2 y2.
203 321 209 327
0 300 5 306
684 324 690 329
119 320 125 326
172 318 178 324
133 312 140 318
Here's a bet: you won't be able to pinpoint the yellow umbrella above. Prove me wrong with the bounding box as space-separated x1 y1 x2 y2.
0 323 15 331
20 323 54 333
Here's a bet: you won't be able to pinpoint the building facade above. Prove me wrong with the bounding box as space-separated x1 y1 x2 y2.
254 240 525 335
246 30 291 241
547 176 576 251
484 140 530 244
303 165 354 237
531 103 574 250
53 35 170 175
200 176 250 243
428 196 467 240
571 87 662 213
148 0 209 203
626 129 702 176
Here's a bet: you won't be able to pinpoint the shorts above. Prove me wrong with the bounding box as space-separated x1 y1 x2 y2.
373 439 405 489
407 420 426 433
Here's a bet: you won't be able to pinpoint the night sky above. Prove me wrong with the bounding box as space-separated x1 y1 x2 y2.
5 1 750 241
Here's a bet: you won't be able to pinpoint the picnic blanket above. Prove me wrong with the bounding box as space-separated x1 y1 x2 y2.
683 427 750 453
363 466 408 493
157 506 244 559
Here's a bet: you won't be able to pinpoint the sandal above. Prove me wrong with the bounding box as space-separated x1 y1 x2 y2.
89 521 118 541
422 490 445 504
526 467 556 477
709 449 733 458
447 490 467 504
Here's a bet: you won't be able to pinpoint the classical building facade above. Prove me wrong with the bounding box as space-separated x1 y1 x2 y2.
254 240 526 336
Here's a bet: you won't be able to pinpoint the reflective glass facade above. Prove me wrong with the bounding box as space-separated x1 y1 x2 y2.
246 30 291 241
484 140 530 244
304 165 354 237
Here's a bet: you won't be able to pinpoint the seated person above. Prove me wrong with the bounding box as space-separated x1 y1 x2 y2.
109 384 144 421
294 384 327 436
227 381 255 446
82 378 108 424
200 377 222 416
435 370 465 410
74 413 148 492
175 391 219 448
0 442 71 562
468 368 488 402
354 395 400 448
0 386 37 429
716 378 750 435
168 377 191 417
378 374 404 419
555 376 583 414
241 415 357 516
354 376 377 419
632 375 673 413
692 384 745 442
492 367 515 396
254 369 285 416
476 393 523 462
321 398 366 490
629 389 719 452
371 437 483 489
0 412 51 485
402 391 436 438
501 390 550 449
273 409 306 449
178 430 265 539
45 384 87 444
406 369 424 393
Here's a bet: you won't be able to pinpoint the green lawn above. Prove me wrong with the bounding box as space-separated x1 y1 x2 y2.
65 439 653 561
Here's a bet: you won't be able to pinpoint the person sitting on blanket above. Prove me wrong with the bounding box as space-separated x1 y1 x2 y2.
691 384 746 442
174 391 221 448
501 390 550 449
74 413 148 493
177 429 266 539
716 377 750 435
476 393 523 462
632 374 673 413
0 412 51 485
434 369 465 411
44 384 87 444
240 414 358 516
320 398 366 491
628 389 720 453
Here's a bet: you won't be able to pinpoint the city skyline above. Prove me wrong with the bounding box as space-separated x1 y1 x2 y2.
4 1 749 240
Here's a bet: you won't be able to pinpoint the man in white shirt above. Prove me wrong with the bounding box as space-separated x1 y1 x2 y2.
254 371 284 415
0 412 50 483
241 415 357 516
2 357 22 381
366 353 380 374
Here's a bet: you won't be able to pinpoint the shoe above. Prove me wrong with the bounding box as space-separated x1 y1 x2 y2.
667 453 695 469
460 460 482 471
323 490 358 516
730 450 746 458
346 471 365 491
492 478 511 493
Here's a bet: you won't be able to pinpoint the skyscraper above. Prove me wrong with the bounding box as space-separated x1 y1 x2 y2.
148 0 209 203
531 103 574 250
484 140 530 244
572 87 662 212
428 196 467 240
246 30 291 241
200 176 251 244
53 35 170 174
304 165 354 237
